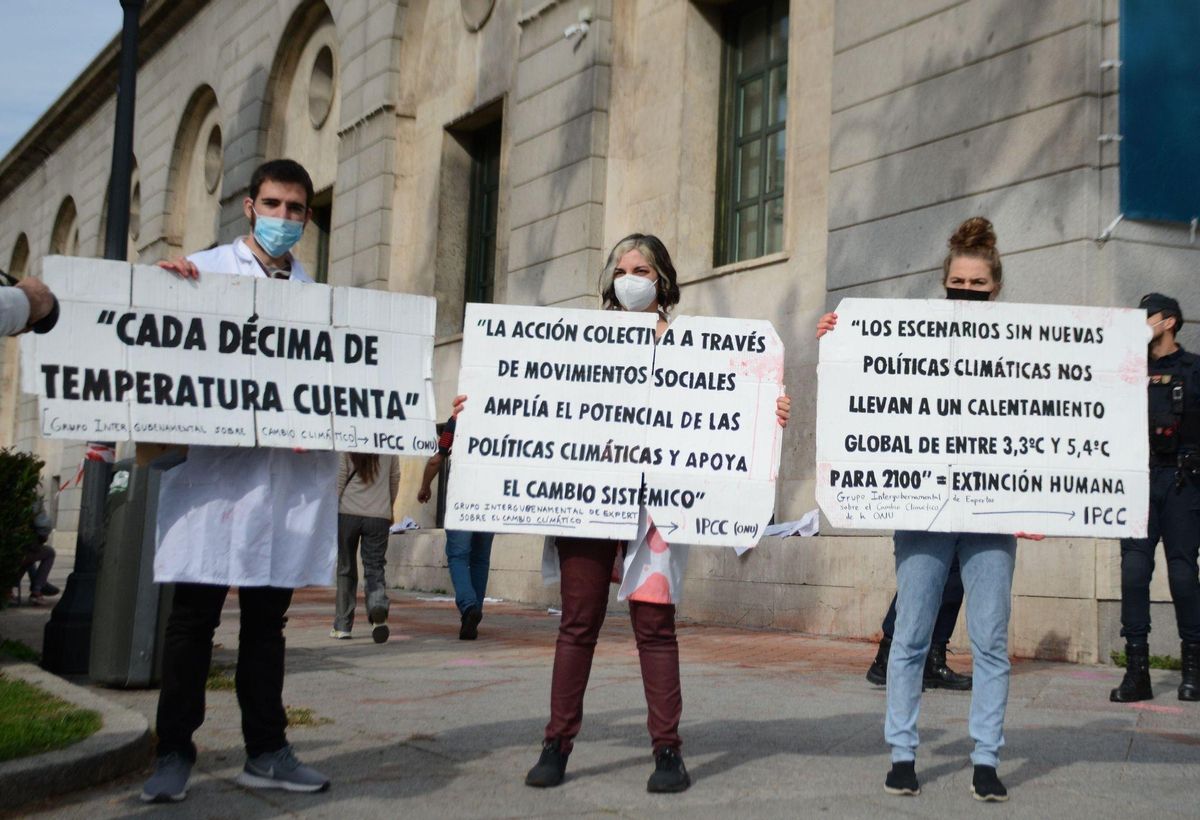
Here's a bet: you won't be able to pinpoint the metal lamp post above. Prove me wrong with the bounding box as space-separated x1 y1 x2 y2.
42 0 144 675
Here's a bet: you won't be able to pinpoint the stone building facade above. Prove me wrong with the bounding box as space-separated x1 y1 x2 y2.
1 0 1196 662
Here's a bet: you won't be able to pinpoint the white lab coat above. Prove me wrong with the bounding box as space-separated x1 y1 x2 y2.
153 239 338 587
540 506 691 605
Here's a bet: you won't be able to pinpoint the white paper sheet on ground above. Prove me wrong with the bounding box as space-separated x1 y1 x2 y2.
815 298 1148 538
416 596 505 603
389 516 420 533
763 508 822 538
736 509 820 556
445 305 785 549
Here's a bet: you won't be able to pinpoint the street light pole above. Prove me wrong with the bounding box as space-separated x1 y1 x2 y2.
42 0 144 675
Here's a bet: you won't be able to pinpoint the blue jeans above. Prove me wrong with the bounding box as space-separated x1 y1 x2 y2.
445 530 494 615
885 530 1016 768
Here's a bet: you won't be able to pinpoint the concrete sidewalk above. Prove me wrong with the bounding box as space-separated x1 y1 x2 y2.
4 585 1199 819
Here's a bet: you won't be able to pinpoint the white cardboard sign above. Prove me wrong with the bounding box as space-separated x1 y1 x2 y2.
21 256 437 455
816 298 1148 538
445 304 785 547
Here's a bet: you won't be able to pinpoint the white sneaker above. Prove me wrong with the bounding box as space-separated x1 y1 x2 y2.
329 629 351 640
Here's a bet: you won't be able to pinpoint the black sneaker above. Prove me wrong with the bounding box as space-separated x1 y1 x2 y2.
459 606 482 640
646 746 690 793
524 738 569 788
884 761 920 796
971 765 1008 802
369 604 389 644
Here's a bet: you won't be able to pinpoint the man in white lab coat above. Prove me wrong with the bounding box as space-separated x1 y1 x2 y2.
141 159 338 803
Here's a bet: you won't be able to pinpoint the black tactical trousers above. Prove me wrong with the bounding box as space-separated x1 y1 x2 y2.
1120 467 1200 644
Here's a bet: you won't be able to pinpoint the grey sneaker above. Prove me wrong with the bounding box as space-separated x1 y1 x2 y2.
140 752 192 803
236 745 330 793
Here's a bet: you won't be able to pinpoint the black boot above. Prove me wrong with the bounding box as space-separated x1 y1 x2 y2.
1179 642 1200 701
524 738 569 788
646 746 690 793
866 637 890 686
923 644 972 691
1110 644 1153 702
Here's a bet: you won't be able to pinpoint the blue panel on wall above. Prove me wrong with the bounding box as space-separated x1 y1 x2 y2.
1120 0 1200 223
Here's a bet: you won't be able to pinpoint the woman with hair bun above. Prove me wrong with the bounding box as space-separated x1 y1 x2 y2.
818 217 1040 803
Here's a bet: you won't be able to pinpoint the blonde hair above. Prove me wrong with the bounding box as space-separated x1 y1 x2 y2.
598 233 681 313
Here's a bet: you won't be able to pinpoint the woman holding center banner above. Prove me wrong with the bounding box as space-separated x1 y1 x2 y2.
818 218 1042 803
456 234 790 793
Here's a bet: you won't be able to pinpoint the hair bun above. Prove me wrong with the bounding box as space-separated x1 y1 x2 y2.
949 217 996 251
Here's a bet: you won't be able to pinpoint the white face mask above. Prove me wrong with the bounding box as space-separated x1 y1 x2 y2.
614 275 658 312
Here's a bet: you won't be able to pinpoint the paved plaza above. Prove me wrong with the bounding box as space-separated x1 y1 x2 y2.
3 571 1199 819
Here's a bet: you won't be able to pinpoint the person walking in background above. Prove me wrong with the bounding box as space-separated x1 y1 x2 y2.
417 410 494 641
332 452 400 644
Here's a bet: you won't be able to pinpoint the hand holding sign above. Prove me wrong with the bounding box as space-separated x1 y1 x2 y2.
815 298 1148 538
445 304 785 548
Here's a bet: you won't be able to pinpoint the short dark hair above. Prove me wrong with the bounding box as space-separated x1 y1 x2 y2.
1140 292 1184 330
249 159 314 207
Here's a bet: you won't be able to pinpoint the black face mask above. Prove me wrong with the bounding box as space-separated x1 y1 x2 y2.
945 287 991 301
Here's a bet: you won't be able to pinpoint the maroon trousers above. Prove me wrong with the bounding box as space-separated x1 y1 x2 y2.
544 537 683 754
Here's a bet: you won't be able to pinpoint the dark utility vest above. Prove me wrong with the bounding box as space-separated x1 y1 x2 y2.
1148 347 1200 466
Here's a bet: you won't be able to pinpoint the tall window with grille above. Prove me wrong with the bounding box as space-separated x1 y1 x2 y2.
716 0 788 266
465 121 502 306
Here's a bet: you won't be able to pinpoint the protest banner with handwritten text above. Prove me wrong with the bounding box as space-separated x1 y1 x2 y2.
445 304 785 547
816 298 1148 538
20 256 437 454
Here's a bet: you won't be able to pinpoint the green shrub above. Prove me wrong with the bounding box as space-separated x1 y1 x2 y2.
0 448 44 606
1110 650 1182 671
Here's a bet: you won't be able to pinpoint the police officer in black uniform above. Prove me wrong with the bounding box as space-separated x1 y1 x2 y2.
1111 293 1200 702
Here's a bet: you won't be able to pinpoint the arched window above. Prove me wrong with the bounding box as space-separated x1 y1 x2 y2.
262 1 340 282
50 197 79 256
97 160 141 260
165 86 223 254
9 233 29 277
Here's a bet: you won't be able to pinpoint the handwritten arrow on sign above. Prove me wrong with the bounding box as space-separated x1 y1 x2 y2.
971 510 1077 519
658 522 680 535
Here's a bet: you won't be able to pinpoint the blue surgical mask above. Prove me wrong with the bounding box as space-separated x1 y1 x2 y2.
252 210 304 258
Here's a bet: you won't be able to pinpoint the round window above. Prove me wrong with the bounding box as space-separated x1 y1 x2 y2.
204 125 222 194
308 45 335 128
461 0 496 32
